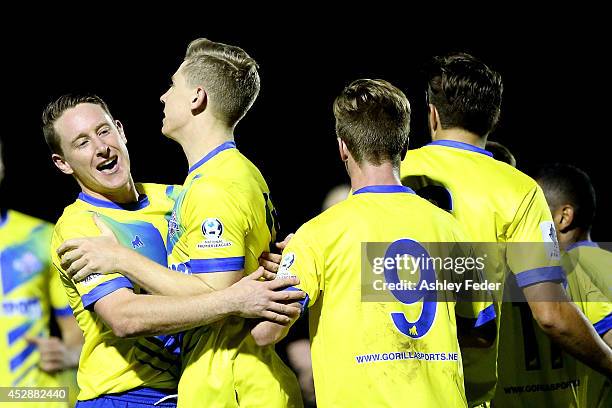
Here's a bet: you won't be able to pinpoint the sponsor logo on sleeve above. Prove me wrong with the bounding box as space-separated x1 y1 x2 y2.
197 218 232 249
81 273 103 286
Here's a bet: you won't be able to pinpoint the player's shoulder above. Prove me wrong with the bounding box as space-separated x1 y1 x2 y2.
54 201 98 237
4 210 54 239
6 209 53 229
137 182 177 197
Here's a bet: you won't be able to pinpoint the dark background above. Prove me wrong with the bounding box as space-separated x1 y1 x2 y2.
1 19 609 240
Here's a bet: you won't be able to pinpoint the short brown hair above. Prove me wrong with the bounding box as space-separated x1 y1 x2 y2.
182 38 260 127
41 94 113 154
333 79 410 166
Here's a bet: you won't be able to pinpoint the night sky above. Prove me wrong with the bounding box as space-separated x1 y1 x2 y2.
1 17 609 240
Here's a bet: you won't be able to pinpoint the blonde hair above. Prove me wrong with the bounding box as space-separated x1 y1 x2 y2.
182 38 260 127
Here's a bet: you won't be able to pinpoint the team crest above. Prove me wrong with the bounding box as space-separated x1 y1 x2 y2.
168 210 179 238
197 218 232 249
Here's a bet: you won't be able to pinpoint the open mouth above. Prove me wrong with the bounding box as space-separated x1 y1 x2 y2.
97 157 118 174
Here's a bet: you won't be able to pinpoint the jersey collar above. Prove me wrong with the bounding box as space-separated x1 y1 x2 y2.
353 185 415 195
566 240 599 252
428 140 493 157
78 192 150 211
188 141 236 175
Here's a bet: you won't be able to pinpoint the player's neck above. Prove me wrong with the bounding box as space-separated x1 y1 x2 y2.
561 228 592 251
432 128 486 148
349 161 401 192
80 177 139 204
179 117 235 169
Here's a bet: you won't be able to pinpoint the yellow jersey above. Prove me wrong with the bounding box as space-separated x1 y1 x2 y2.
278 185 495 407
51 184 180 401
167 141 301 408
1 209 71 408
401 140 564 405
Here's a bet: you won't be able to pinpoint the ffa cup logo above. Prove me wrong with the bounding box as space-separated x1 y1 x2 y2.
540 221 560 260
277 253 296 278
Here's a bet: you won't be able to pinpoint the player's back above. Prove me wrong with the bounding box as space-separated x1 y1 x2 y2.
401 140 564 405
291 186 472 407
401 141 540 244
0 210 71 399
51 183 180 401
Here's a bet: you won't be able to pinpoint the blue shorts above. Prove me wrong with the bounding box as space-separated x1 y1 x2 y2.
76 388 177 407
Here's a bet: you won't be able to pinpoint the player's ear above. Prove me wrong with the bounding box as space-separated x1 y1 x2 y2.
191 86 207 113
400 136 409 161
51 153 73 175
337 137 349 162
115 120 127 144
428 104 440 138
553 204 574 233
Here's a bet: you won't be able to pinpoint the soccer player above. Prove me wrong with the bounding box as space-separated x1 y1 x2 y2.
250 78 497 407
400 52 612 406
495 164 611 407
57 39 303 407
42 94 304 407
0 138 83 408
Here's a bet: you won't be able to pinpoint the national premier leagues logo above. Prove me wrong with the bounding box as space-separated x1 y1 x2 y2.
202 218 224 240
197 217 232 249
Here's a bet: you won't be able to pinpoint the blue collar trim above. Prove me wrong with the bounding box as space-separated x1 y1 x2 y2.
188 141 236 175
566 240 599 252
78 192 150 211
353 185 415 195
428 140 493 157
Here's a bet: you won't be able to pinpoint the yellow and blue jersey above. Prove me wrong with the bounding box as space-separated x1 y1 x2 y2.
277 185 495 408
400 140 564 406
50 183 181 401
493 241 612 407
0 209 72 400
564 241 611 408
167 141 301 408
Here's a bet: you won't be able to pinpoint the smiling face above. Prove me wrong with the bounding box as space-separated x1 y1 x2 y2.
51 103 132 201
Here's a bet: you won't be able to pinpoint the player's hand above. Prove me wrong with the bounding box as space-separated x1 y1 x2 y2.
275 233 294 251
57 214 121 281
25 336 73 373
226 267 305 324
258 233 295 275
259 252 281 275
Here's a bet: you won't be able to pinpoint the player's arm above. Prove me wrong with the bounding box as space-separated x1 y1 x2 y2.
252 232 318 346
173 181 253 291
58 216 220 296
603 329 612 348
92 269 305 338
523 281 612 376
26 226 84 373
456 316 497 348
26 315 84 373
